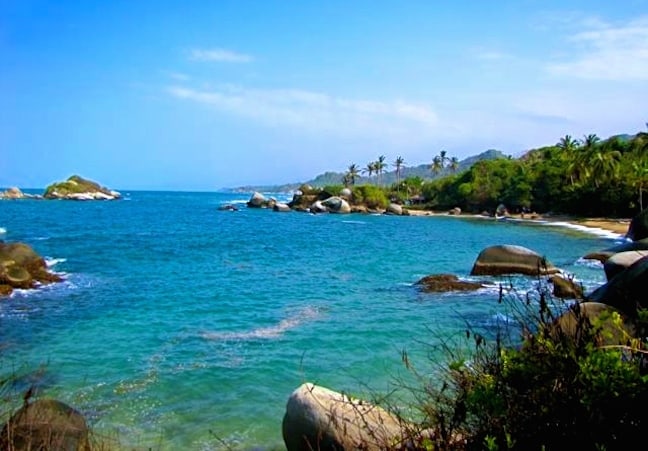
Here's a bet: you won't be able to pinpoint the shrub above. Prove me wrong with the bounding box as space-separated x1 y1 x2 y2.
400 283 648 450
352 185 389 209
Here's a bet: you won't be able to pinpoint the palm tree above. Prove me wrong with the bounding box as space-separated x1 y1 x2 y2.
449 157 459 172
431 155 443 175
375 155 387 186
557 135 580 153
585 146 621 188
364 162 376 184
345 163 360 187
439 150 448 168
582 133 600 149
394 156 405 191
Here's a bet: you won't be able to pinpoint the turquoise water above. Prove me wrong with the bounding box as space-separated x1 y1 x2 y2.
0 191 620 449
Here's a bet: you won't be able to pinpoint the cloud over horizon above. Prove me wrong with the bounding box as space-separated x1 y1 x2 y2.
188 48 254 63
167 84 440 140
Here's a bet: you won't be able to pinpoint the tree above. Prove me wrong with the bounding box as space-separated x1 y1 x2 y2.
449 157 459 173
345 163 360 187
364 162 376 184
557 134 580 152
394 156 405 194
375 155 387 186
431 155 443 175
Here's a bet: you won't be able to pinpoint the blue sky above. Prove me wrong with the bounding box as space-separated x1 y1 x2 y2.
2 0 647 191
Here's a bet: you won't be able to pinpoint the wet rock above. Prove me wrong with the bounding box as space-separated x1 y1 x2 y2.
470 245 559 276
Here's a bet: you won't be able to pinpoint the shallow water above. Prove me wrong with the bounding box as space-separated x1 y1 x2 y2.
0 191 622 449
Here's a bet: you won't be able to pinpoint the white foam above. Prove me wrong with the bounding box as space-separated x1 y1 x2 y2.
201 306 321 341
574 257 604 269
45 257 67 267
0 227 6 234
543 221 626 241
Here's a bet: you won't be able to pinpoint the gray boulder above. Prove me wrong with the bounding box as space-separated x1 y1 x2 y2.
470 245 559 276
386 203 403 215
587 255 648 317
321 196 351 214
273 202 292 212
604 250 648 280
582 238 648 263
282 383 406 451
246 191 269 208
310 200 328 213
626 208 648 241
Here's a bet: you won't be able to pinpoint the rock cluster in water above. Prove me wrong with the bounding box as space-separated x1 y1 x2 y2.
1 175 121 201
0 242 63 296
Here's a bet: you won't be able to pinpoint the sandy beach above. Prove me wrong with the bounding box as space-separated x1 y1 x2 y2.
406 209 631 237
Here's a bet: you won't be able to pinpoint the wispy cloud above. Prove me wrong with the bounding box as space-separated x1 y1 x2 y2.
547 16 648 81
166 85 439 138
188 48 254 63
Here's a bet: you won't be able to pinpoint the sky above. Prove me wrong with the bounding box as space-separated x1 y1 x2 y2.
1 0 648 191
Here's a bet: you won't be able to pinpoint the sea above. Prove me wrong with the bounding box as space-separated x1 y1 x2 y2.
0 190 625 450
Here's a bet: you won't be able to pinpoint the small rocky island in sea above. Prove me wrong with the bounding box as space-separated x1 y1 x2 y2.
1 175 121 201
43 175 121 200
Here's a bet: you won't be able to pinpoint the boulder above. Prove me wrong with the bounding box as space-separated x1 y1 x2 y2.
351 205 369 214
470 245 559 276
273 202 292 212
587 255 648 317
43 175 120 200
604 250 648 280
582 238 648 263
217 204 238 211
282 383 406 451
1 187 26 199
626 208 648 241
310 200 328 214
321 196 351 214
415 274 486 292
386 203 403 216
448 207 461 215
247 191 269 208
0 242 63 296
0 399 89 451
340 187 352 199
548 302 635 345
549 275 583 299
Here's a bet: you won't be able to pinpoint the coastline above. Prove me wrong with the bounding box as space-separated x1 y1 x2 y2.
406 209 630 239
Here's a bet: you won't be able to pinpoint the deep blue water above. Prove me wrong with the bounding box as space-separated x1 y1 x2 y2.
0 191 621 449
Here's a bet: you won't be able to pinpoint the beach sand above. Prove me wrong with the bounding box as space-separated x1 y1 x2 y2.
406 209 631 237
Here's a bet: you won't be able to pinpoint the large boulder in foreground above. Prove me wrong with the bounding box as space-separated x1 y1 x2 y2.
282 383 407 450
604 250 648 281
0 399 89 451
626 208 648 241
587 255 648 317
416 274 486 292
548 302 635 345
470 245 559 276
0 242 63 296
44 175 121 200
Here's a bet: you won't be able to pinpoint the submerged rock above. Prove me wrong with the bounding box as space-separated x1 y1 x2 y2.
470 245 559 276
416 274 486 292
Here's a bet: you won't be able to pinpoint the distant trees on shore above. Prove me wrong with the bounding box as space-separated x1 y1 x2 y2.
341 126 648 216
